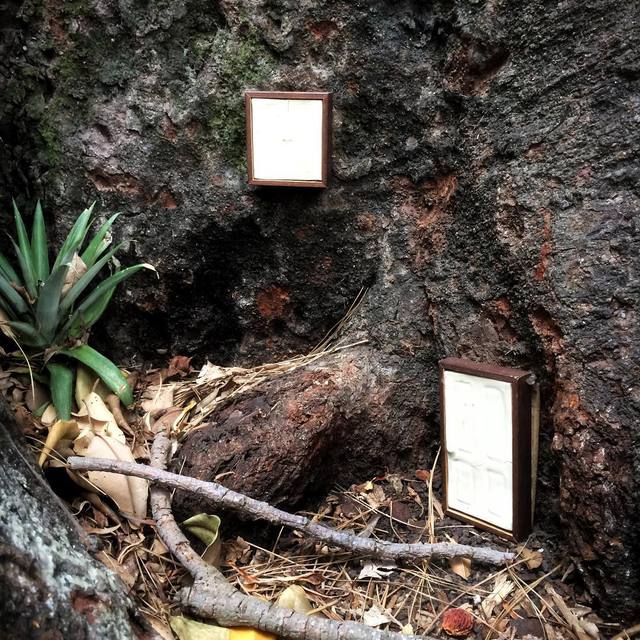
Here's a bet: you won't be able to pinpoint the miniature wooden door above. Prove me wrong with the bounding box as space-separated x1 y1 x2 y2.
439 357 533 541
443 370 514 531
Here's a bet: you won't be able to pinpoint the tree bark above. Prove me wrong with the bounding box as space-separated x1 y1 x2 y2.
0 402 140 640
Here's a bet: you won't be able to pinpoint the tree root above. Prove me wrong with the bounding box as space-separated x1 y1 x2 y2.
68 449 514 566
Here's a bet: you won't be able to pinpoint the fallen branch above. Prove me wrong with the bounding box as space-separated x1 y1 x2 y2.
145 432 438 640
68 453 514 565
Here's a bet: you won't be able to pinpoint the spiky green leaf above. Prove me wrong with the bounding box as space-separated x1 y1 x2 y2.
0 271 28 314
52 203 95 271
7 321 45 347
60 264 153 339
81 213 120 268
12 201 37 297
31 200 49 282
46 361 74 420
67 286 115 339
0 250 20 285
60 243 122 314
36 264 69 341
60 345 133 406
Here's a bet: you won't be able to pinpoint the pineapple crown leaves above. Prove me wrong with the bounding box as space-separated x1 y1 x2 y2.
0 200 154 408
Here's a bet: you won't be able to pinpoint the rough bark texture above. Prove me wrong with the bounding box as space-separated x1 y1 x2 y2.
1 0 639 622
0 402 139 639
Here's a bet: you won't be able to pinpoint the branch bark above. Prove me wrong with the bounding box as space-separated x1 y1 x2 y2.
147 431 437 640
68 452 514 565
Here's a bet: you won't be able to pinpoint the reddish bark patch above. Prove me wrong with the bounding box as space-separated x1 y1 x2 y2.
576 165 593 185
307 20 339 40
356 212 378 233
43 0 68 50
155 188 178 209
256 286 291 321
534 209 553 281
395 173 457 269
486 297 518 343
89 170 144 195
309 256 333 284
525 142 545 160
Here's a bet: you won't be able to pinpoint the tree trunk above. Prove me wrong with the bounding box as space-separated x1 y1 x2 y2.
0 401 139 639
1 0 638 623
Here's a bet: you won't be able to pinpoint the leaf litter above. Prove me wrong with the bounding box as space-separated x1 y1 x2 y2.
0 340 619 640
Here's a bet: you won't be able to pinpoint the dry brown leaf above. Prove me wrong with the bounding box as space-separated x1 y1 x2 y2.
141 383 175 414
74 392 125 442
73 432 148 519
449 556 472 580
150 536 169 556
481 574 515 618
96 549 139 590
26 380 49 413
61 253 87 296
363 604 392 627
162 355 193 379
0 309 15 339
365 484 386 509
517 544 544 569
546 586 593 640
144 616 174 640
41 403 58 426
432 495 445 519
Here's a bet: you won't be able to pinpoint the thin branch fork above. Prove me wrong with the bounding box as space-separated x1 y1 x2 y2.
67 453 514 566
145 432 437 640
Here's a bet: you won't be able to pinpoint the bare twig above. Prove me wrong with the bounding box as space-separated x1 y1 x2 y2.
148 431 436 640
68 453 514 566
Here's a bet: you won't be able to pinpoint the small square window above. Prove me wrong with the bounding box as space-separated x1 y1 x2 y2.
245 91 331 188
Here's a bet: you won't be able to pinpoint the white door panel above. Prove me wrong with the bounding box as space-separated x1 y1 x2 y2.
444 370 513 532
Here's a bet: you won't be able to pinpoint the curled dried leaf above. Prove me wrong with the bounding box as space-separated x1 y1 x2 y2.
61 253 87 296
39 419 79 466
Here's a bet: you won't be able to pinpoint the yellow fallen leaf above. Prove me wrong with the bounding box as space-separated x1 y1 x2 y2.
170 617 275 640
73 432 148 519
449 556 472 580
39 419 79 466
276 585 313 614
